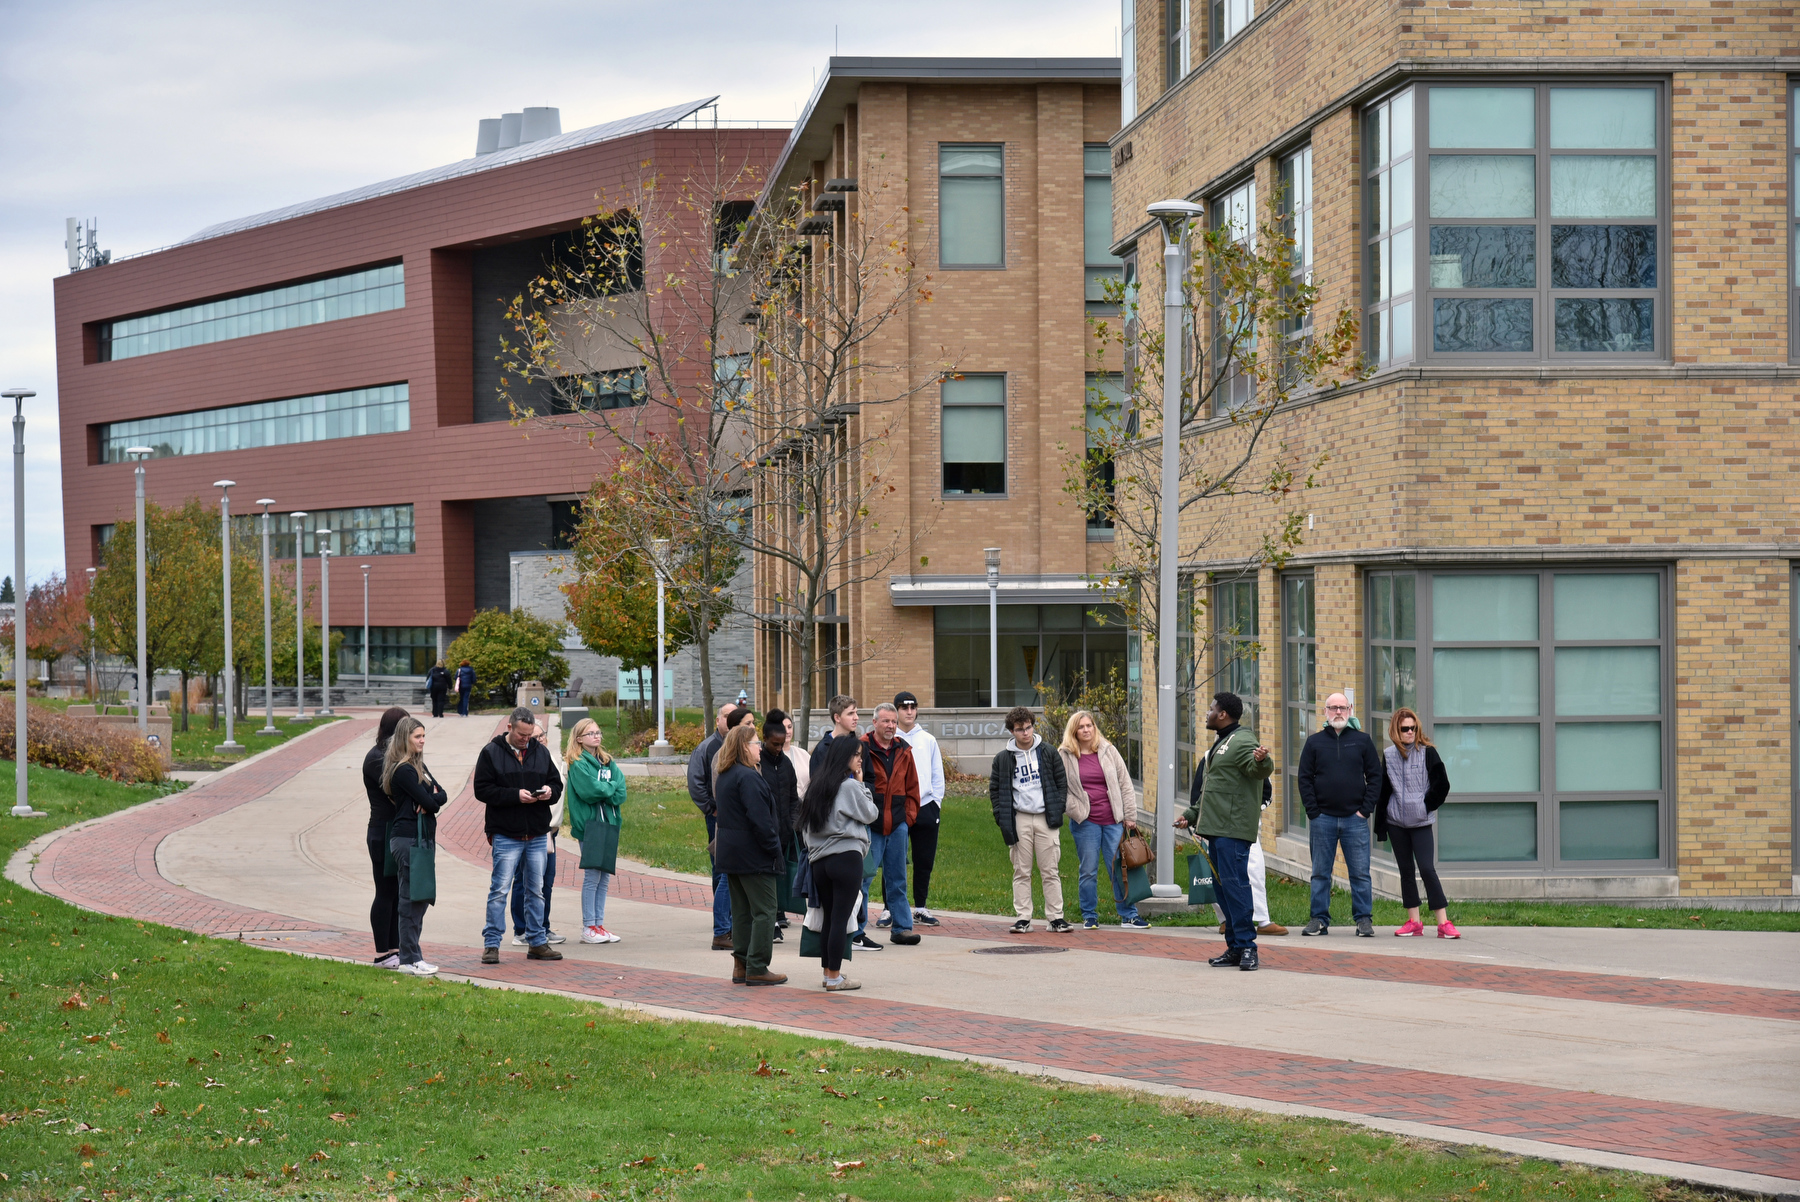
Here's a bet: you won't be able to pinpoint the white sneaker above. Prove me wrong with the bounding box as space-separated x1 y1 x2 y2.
580 926 606 944
373 953 400 969
596 926 620 943
511 935 527 946
397 960 438 976
544 930 567 945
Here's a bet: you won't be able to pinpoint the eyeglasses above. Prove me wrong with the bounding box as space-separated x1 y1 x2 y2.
1397 724 1417 733
1325 704 1351 713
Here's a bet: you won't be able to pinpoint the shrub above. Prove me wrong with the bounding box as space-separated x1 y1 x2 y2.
0 700 164 783
1035 665 1129 748
591 689 618 707
445 609 570 705
624 722 704 757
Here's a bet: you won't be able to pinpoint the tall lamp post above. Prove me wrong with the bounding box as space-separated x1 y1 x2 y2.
5 388 41 818
84 567 96 703
984 547 1000 709
255 500 278 735
317 544 334 717
126 447 155 734
360 564 371 690
288 512 309 722
649 539 671 755
212 481 244 753
1146 198 1205 897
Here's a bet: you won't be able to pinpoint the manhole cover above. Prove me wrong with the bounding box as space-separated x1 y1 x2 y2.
971 945 1070 955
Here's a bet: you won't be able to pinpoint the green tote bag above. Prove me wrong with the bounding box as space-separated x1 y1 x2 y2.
1187 847 1218 907
579 807 621 874
407 819 437 906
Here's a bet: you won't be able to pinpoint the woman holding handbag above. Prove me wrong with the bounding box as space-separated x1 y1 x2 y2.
382 716 447 976
797 736 877 992
1376 708 1459 938
564 718 625 944
1057 710 1148 930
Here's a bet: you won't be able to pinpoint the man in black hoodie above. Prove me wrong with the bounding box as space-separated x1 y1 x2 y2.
1296 692 1381 937
476 707 565 964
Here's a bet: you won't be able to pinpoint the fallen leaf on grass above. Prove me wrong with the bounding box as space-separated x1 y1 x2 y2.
148 1102 165 1117
830 1159 866 1179
821 1085 849 1099
204 1078 224 1089
155 1032 170 1044
328 1112 349 1122
1087 1134 1104 1142
78 1143 99 1158
308 1151 330 1162
625 1155 655 1168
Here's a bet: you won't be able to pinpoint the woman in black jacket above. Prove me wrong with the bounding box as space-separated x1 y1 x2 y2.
382 716 449 975
758 713 800 940
713 723 786 987
362 707 410 968
1376 707 1458 939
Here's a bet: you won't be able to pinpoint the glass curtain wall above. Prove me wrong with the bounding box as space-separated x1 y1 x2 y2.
234 505 415 559
933 603 1127 709
99 384 409 462
101 263 404 361
336 626 437 678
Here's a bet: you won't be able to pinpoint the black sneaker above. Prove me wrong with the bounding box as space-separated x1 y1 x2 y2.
1239 949 1260 971
914 909 940 927
1047 919 1074 934
1208 948 1245 967
1355 918 1375 938
480 946 499 965
890 930 921 946
1008 919 1033 934
1301 917 1330 936
851 932 885 951
771 927 784 943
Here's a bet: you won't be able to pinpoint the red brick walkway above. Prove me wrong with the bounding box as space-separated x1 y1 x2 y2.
27 725 1800 1185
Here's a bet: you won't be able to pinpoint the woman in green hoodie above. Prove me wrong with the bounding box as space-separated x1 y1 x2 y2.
564 718 627 944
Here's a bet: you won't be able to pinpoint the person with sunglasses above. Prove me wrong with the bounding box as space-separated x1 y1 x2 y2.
1376 707 1458 938
1296 692 1382 936
890 691 944 926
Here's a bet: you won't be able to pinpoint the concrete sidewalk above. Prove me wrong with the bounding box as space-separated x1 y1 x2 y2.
20 710 1800 1197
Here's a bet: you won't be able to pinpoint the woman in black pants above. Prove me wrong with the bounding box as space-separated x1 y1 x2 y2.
1376 708 1459 939
382 716 448 976
362 707 410 969
798 735 878 991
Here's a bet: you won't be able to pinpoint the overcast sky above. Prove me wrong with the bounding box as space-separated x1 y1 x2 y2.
0 0 1116 584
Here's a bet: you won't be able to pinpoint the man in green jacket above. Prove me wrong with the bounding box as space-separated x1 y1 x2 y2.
1176 691 1274 971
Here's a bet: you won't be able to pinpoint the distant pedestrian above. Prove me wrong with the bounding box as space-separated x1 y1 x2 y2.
759 713 800 941
892 691 944 927
362 706 410 968
455 660 476 717
1191 755 1287 937
990 707 1070 934
713 723 786 986
426 661 451 718
1376 707 1459 939
381 716 447 976
475 707 564 963
779 711 811 796
1297 692 1381 937
810 695 861 770
564 717 625 944
798 735 878 991
860 703 921 947
689 704 742 950
1176 692 1274 970
1056 709 1145 930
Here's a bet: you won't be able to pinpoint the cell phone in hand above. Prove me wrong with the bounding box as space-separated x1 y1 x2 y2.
536 786 553 799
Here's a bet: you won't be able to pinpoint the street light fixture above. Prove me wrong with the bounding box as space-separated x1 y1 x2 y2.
360 564 371 690
213 481 244 753
4 387 41 818
1146 197 1205 898
317 544 334 716
125 447 155 737
288 512 309 723
84 567 96 703
649 539 671 755
984 547 1001 709
255 500 278 735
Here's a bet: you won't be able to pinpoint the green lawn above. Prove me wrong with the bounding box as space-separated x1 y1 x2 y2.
167 714 349 770
619 789 1800 932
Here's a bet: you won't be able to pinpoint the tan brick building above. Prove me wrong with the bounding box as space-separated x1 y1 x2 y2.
754 58 1124 757
1113 0 1798 901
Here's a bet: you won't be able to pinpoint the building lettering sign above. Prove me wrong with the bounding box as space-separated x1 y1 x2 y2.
936 721 1005 739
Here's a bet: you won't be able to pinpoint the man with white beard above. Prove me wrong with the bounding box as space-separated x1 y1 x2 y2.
1296 692 1381 937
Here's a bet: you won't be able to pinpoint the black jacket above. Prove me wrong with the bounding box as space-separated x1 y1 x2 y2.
1374 745 1452 838
759 751 800 848
472 734 564 840
387 760 448 841
713 762 783 875
1296 724 1381 819
687 731 725 815
363 741 396 837
988 740 1068 845
425 666 451 695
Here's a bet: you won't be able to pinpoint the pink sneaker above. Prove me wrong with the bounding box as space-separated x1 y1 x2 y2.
1437 920 1462 939
1393 920 1425 937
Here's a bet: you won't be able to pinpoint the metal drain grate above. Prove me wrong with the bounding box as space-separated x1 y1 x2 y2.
970 945 1070 955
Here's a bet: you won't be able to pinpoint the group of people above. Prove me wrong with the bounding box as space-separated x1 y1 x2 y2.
422 660 480 719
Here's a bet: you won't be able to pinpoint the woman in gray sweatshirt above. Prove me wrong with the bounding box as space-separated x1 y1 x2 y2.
797 735 880 990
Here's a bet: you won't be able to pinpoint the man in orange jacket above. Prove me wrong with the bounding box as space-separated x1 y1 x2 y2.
859 702 922 947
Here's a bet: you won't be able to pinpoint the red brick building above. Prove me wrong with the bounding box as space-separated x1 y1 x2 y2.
53 101 785 681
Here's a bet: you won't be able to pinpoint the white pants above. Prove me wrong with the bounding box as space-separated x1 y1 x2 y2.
1215 839 1270 926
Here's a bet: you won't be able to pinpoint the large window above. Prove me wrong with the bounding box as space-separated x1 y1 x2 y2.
1370 82 1666 364
1211 178 1256 413
933 603 1127 709
235 505 415 559
939 145 1004 268
98 384 408 463
1214 575 1260 734
1390 569 1669 869
1279 145 1315 381
942 374 1007 496
1166 0 1190 85
1121 0 1137 123
1208 0 1254 54
336 626 436 678
1366 570 1418 744
1282 572 1316 829
562 368 645 413
1085 372 1126 539
1085 146 1122 312
100 263 404 362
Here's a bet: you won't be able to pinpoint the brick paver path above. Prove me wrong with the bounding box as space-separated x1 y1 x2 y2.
26 723 1800 1185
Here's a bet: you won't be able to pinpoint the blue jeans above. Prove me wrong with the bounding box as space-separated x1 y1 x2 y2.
511 838 554 935
456 689 471 716
860 822 912 934
1308 811 1373 922
1209 835 1257 950
484 833 548 948
703 812 731 936
1069 819 1140 923
581 868 612 928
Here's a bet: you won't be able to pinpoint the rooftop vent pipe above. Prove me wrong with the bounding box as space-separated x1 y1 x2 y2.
475 118 501 156
520 107 561 142
497 112 523 150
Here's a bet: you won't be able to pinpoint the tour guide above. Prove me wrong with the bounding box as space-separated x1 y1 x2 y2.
1177 691 1274 971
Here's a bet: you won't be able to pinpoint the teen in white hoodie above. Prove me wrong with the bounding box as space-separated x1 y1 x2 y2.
987 707 1070 933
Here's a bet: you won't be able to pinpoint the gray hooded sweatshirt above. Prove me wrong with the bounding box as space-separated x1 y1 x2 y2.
801 778 880 863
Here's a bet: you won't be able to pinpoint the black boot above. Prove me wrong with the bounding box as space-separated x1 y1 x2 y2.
1238 948 1260 971
1207 948 1244 968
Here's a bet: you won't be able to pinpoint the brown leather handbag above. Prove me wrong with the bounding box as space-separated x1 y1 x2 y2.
1118 826 1152 869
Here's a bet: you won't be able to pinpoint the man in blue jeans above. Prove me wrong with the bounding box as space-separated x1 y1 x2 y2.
1296 692 1382 937
1176 692 1274 970
859 703 921 947
475 708 564 963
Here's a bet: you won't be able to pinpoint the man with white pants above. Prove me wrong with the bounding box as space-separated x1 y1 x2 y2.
1190 758 1288 935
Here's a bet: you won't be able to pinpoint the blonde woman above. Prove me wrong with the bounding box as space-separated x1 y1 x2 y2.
1376 707 1457 938
564 718 626 944
381 717 447 976
712 723 786 985
1057 709 1145 930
